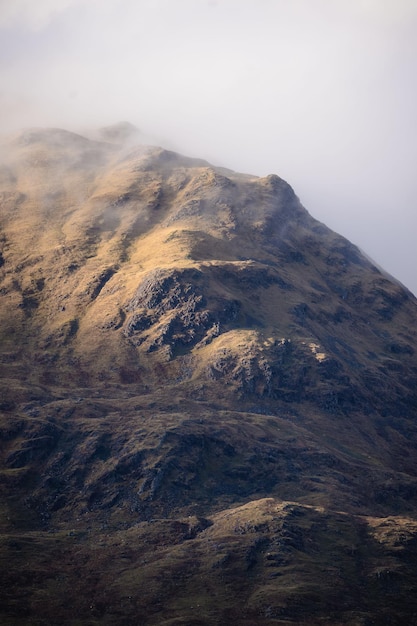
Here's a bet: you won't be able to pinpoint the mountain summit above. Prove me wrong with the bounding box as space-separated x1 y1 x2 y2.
1 127 417 625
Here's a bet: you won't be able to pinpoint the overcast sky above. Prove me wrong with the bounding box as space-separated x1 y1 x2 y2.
0 0 416 294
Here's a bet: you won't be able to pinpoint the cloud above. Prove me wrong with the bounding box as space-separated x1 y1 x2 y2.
0 0 85 30
352 0 417 23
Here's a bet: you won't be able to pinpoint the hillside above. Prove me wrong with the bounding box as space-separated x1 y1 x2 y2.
1 124 417 625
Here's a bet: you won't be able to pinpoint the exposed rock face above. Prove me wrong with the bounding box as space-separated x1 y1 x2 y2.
1 126 417 625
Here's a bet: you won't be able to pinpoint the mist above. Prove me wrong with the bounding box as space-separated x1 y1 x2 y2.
1 0 416 294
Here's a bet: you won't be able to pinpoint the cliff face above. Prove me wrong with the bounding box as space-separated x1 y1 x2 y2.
1 126 417 625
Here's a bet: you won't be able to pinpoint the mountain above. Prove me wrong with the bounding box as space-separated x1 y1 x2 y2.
1 125 417 625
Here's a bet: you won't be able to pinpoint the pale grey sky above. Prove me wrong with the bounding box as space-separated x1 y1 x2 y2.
0 0 416 294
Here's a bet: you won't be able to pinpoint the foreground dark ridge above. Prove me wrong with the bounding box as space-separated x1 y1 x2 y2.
0 125 417 625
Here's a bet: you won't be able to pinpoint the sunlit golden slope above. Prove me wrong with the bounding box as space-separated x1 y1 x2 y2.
1 126 417 625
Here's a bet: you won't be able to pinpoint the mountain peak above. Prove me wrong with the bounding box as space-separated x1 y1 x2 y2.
1 126 417 625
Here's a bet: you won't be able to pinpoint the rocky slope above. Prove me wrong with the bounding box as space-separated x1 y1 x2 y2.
1 124 417 625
